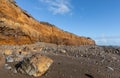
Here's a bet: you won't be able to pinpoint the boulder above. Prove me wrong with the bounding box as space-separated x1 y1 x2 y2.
4 49 12 56
15 53 53 77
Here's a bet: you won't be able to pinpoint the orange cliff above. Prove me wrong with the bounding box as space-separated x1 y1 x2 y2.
0 0 95 46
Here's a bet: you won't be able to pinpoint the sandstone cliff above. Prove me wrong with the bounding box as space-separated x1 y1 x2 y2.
0 0 95 45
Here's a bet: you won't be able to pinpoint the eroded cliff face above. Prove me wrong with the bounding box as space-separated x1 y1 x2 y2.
0 0 95 45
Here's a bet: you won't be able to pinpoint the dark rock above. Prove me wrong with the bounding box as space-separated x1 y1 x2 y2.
85 74 94 78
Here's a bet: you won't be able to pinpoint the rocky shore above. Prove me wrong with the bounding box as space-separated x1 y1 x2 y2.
0 42 120 78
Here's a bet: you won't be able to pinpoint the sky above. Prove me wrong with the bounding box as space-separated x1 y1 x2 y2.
15 0 120 46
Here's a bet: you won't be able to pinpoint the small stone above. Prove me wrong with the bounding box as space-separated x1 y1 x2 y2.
95 61 99 65
60 49 66 54
6 56 14 62
20 51 28 55
80 54 83 57
112 57 117 60
107 66 114 71
7 66 12 70
4 64 8 67
22 46 31 51
32 47 43 52
13 69 18 73
14 54 24 62
85 74 94 78
4 64 12 70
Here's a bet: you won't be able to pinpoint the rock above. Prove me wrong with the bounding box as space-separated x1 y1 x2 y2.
22 46 31 52
32 47 43 52
6 56 14 62
60 49 66 54
80 54 83 57
15 50 30 62
106 66 114 71
16 50 29 56
13 69 18 73
14 54 24 62
111 56 117 60
15 53 53 77
85 74 94 78
4 49 12 56
16 49 27 55
4 64 12 70
4 64 9 67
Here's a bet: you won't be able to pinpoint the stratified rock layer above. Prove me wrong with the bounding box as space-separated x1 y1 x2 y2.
0 0 95 46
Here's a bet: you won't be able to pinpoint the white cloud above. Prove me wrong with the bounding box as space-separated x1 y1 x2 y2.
94 35 120 46
39 0 72 14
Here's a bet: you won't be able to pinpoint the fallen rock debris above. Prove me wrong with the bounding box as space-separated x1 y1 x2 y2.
15 53 53 77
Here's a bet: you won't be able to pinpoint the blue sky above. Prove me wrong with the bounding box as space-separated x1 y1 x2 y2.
15 0 120 46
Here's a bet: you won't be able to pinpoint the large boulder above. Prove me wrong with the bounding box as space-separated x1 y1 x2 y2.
15 53 53 77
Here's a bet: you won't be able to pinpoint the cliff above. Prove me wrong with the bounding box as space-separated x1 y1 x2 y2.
0 0 95 46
